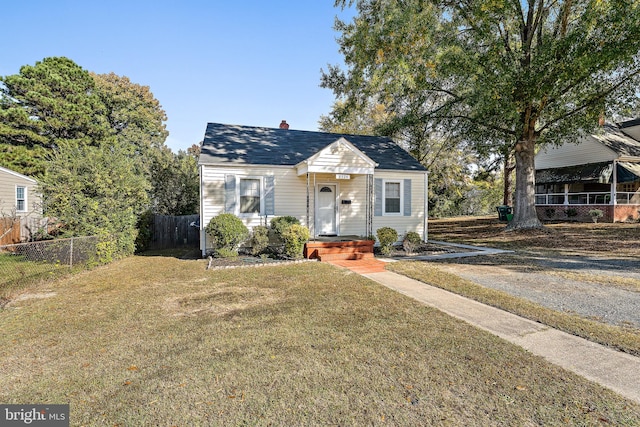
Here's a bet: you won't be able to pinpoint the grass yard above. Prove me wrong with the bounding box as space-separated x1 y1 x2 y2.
411 217 640 354
427 216 640 257
387 261 640 356
1 256 639 425
0 252 73 299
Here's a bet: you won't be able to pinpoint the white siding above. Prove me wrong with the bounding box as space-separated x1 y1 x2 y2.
0 167 43 241
335 174 368 236
200 165 428 253
535 136 617 169
372 171 427 242
200 165 309 253
305 173 368 237
307 142 373 172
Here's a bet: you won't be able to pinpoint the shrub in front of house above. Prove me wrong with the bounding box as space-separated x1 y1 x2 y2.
402 231 422 254
270 216 300 238
377 227 398 256
564 208 578 218
205 213 249 257
589 209 604 223
281 224 310 259
249 225 269 256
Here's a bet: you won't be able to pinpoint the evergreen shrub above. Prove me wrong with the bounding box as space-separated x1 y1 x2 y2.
377 227 398 255
205 213 249 257
250 225 270 256
281 224 310 259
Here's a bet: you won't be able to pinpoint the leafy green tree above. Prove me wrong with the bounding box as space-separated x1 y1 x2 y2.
319 99 389 134
326 0 640 229
40 140 149 259
0 57 176 250
0 57 109 176
92 72 168 174
151 147 200 216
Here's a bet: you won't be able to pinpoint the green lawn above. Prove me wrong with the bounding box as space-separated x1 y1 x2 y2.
1 256 638 425
0 253 71 298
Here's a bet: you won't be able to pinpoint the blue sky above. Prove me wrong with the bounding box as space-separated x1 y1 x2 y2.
2 1 354 152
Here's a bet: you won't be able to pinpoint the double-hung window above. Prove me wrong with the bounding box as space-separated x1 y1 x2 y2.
383 180 402 215
239 178 261 215
16 186 26 212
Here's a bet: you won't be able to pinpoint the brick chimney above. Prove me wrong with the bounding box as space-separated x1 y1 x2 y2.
598 113 605 127
279 120 289 129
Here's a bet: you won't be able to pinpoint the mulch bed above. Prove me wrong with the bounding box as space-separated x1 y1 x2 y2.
205 255 316 270
378 241 475 258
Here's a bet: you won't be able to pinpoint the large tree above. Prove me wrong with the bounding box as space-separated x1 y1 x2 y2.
0 57 110 175
0 57 175 255
325 0 640 228
91 72 173 211
92 72 168 172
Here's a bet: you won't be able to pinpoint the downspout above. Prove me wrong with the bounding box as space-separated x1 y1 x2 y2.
612 159 618 205
367 173 372 238
306 172 310 239
612 159 618 222
199 164 206 257
424 171 429 242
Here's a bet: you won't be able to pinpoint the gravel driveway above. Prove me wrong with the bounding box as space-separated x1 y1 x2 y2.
431 254 640 329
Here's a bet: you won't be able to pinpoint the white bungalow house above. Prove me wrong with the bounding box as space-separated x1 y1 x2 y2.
198 121 428 257
0 166 44 243
534 119 640 222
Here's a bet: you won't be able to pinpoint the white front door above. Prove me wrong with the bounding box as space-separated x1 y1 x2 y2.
317 184 337 235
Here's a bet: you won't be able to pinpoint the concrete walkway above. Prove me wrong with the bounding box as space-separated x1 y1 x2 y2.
363 270 640 404
395 240 514 261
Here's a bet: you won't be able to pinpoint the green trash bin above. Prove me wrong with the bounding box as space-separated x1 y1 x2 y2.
496 205 512 221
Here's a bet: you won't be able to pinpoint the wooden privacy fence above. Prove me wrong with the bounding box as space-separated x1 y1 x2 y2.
1 218 20 245
150 214 199 249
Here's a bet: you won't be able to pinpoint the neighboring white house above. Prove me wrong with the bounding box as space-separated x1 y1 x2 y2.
534 119 640 222
0 166 44 243
198 121 428 256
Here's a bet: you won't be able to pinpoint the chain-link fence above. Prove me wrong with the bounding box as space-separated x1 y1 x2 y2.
0 236 99 294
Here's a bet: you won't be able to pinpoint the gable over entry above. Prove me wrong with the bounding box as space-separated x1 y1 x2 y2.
295 137 377 176
296 137 378 237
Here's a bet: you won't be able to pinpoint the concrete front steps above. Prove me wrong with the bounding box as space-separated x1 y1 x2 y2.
304 240 375 262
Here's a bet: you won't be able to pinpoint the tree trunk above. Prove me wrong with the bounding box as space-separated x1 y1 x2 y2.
507 136 543 229
502 157 514 206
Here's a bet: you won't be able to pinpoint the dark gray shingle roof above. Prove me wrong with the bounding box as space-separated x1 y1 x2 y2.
595 124 640 157
536 161 613 184
199 123 426 171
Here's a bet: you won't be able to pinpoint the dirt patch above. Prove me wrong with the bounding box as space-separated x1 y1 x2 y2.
4 291 57 308
163 286 285 317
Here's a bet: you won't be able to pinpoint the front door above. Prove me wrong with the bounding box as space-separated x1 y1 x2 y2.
317 184 337 236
